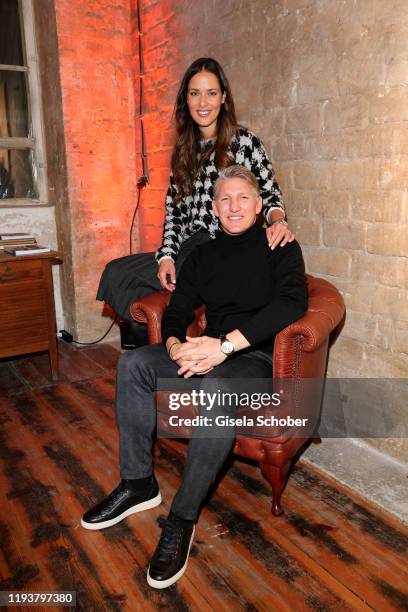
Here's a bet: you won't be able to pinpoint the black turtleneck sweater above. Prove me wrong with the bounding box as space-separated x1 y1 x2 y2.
162 224 308 350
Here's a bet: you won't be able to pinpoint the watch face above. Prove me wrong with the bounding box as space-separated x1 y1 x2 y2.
221 340 234 355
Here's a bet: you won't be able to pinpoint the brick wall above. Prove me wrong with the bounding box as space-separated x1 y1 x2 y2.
54 0 140 338
141 0 408 460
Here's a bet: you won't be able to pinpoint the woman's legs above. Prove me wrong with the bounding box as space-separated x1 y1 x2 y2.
96 231 213 321
97 252 161 320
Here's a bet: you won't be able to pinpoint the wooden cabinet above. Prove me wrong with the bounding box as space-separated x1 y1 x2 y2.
0 252 61 379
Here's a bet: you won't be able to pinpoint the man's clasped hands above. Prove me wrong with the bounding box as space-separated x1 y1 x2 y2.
167 336 226 377
166 328 250 378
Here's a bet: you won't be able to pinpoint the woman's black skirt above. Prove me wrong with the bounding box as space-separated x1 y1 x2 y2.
96 230 212 320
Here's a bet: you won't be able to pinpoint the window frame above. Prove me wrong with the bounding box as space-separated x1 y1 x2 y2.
0 0 49 207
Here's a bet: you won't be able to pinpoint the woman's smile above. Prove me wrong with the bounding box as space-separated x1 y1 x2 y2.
187 70 224 139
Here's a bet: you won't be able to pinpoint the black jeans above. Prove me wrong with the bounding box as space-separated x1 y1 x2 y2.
116 343 272 521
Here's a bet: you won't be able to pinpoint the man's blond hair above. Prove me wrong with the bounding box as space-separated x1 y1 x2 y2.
213 165 260 199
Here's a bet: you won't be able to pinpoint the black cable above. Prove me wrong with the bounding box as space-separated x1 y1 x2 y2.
70 316 119 346
130 0 149 254
130 183 142 254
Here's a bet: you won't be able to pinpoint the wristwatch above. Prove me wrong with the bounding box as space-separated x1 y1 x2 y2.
220 334 235 356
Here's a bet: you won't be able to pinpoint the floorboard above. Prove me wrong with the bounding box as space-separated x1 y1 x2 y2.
0 343 407 611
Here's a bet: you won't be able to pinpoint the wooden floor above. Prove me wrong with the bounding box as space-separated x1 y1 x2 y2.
0 342 407 611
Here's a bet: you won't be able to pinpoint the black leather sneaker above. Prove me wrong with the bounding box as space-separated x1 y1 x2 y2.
147 515 195 589
81 478 161 530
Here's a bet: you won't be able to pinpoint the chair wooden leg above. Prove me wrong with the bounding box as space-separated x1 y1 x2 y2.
260 461 291 516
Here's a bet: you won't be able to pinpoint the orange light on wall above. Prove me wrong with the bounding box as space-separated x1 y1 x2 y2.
136 0 183 253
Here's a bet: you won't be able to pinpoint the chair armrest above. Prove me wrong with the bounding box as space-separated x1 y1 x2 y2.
130 293 207 344
274 276 345 378
130 291 170 344
277 295 345 353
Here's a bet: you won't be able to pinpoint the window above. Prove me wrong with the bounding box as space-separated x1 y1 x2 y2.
0 0 47 205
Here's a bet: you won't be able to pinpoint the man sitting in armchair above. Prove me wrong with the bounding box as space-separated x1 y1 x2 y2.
81 165 308 589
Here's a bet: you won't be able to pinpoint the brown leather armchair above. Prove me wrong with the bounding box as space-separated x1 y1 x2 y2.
130 275 345 516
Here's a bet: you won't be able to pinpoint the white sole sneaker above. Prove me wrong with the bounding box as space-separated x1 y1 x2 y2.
147 525 195 589
81 492 162 530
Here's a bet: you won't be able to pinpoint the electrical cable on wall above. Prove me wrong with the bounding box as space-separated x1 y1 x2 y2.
130 0 149 255
60 0 148 346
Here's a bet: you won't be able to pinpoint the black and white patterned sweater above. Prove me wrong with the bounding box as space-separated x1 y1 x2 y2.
155 127 285 263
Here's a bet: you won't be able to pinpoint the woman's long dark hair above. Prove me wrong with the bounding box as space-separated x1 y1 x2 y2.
171 58 238 203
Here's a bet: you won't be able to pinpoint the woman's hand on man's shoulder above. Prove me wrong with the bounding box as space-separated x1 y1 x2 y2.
266 222 295 250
